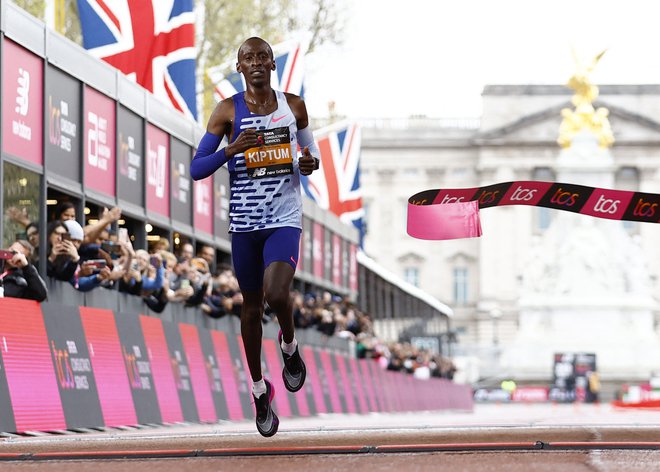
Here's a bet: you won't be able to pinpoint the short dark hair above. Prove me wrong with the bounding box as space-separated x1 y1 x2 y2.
55 201 76 219
237 37 273 61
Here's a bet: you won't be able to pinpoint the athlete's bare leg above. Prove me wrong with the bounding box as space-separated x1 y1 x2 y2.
240 289 265 382
264 261 296 343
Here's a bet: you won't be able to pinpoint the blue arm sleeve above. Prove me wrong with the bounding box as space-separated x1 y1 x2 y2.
141 266 164 291
75 274 101 292
190 132 230 180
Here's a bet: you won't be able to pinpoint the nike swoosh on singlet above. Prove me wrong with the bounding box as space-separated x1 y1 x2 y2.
272 115 287 123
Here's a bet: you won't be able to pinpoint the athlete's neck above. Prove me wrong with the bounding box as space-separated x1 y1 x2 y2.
244 87 277 115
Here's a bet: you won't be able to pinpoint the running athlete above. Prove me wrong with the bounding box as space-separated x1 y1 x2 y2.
190 37 319 437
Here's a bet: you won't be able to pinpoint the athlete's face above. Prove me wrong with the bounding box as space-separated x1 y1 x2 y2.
237 40 275 86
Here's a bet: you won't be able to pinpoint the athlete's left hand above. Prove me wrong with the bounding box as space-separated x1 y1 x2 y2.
299 147 319 176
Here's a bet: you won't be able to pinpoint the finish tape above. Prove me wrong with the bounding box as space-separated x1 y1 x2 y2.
407 181 660 240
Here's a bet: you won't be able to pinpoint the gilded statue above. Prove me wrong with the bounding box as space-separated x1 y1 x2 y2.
558 50 615 149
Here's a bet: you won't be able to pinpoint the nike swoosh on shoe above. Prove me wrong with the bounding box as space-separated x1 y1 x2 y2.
257 405 274 431
284 369 303 387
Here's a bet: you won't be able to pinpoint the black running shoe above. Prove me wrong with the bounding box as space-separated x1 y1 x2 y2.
254 379 279 437
278 330 307 393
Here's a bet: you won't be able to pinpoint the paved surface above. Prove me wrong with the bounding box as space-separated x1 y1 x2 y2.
0 404 657 471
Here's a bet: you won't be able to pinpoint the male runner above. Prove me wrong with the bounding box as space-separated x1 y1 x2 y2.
191 37 319 437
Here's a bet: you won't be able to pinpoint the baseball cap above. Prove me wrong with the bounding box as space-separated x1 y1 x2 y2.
63 220 85 241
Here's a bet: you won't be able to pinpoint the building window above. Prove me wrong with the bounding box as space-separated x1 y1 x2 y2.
453 267 468 304
404 267 419 287
3 162 41 249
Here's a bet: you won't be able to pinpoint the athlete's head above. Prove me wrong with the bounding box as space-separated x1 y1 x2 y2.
237 37 275 85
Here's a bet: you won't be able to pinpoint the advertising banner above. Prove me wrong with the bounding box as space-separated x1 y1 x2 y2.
312 222 324 279
332 233 342 286
2 39 44 166
84 86 116 197
197 329 229 420
193 177 213 235
303 346 326 414
213 167 230 240
349 243 358 292
324 228 332 281
162 321 198 422
79 307 136 426
209 330 243 421
115 311 161 425
170 139 192 226
342 239 350 289
146 124 170 217
117 106 144 207
0 299 64 432
178 324 216 422
41 304 103 429
45 66 81 181
318 350 342 413
139 316 183 423
300 217 312 274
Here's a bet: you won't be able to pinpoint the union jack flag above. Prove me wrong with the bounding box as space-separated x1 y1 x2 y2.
207 39 307 101
302 122 364 242
76 0 197 120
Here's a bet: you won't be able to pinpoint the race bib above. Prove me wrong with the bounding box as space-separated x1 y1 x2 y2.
244 127 293 179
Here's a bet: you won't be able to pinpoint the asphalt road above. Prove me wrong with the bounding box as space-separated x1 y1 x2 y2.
0 403 657 471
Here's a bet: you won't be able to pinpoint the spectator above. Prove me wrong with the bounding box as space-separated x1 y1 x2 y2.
178 242 194 263
25 222 40 263
197 244 216 272
0 240 48 302
55 201 77 222
46 220 80 282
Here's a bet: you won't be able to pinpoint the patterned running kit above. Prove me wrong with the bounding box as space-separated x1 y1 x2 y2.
229 91 303 291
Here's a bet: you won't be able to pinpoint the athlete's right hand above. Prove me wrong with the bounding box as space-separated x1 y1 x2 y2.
227 128 259 156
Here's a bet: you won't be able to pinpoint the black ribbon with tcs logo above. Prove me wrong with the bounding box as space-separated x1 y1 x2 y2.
408 181 660 224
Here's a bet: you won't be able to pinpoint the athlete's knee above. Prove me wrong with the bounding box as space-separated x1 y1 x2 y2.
241 304 263 324
264 287 289 311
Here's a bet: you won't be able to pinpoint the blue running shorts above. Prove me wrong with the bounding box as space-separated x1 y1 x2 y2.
231 226 302 291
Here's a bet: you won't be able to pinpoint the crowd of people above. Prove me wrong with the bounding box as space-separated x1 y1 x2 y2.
2 201 456 380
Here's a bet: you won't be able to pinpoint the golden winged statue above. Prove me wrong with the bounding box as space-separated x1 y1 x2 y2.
558 49 615 149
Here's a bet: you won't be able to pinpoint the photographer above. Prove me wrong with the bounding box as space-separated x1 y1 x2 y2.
46 220 81 282
0 240 48 302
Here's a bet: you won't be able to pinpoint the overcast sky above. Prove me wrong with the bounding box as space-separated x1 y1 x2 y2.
303 0 660 120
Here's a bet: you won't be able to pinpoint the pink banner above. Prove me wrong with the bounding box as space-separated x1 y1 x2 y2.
332 234 342 286
262 339 292 417
303 346 327 414
334 354 356 414
146 124 170 217
359 360 378 412
0 299 65 431
193 177 213 234
312 222 324 278
349 358 369 414
80 307 136 426
210 331 243 421
349 244 358 293
319 351 342 413
2 40 44 166
179 324 216 422
84 86 116 197
140 316 183 423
